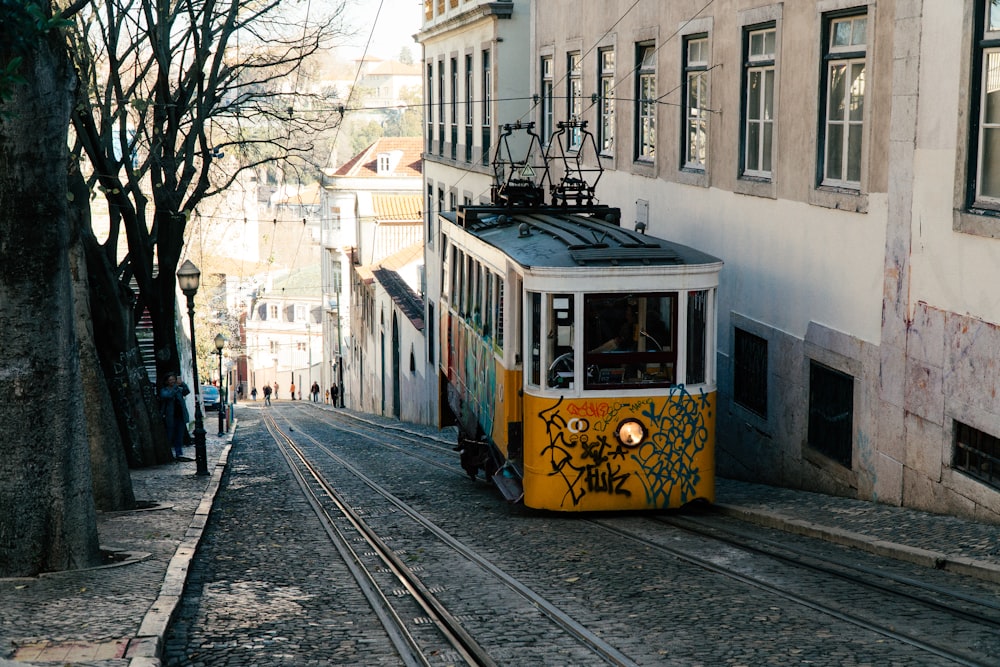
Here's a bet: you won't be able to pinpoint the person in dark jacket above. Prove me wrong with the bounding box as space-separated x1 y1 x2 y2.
159 373 190 460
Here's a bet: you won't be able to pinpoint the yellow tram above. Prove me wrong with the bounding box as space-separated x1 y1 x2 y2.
437 122 723 512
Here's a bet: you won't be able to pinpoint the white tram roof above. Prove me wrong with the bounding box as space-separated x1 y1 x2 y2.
443 206 722 270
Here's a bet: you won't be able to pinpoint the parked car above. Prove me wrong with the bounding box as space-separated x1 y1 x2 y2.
200 385 221 412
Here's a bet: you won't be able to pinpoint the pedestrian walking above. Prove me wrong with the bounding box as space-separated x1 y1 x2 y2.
251 386 257 401
331 383 339 407
273 382 279 399
262 384 272 405
290 382 296 400
159 372 190 460
311 381 320 402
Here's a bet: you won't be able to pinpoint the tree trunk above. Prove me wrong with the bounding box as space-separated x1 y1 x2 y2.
81 228 172 468
0 25 102 576
68 168 136 510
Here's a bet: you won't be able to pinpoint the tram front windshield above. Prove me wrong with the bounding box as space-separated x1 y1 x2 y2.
583 294 677 389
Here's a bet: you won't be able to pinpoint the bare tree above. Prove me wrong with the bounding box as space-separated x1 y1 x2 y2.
67 0 348 466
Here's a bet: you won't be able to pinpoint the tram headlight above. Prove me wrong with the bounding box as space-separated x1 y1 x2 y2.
615 418 647 447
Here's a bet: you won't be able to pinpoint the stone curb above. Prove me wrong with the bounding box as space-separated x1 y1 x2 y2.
715 502 1000 585
127 440 233 667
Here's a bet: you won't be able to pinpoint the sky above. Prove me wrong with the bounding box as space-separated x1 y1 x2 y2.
341 0 422 60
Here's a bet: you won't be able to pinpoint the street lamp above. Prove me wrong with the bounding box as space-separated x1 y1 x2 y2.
176 259 209 476
214 333 226 437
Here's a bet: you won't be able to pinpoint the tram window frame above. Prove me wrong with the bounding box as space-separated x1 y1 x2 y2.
545 294 575 389
583 293 677 390
528 291 542 386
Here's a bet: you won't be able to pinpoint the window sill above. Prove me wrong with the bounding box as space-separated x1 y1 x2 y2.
954 207 1000 239
735 176 776 200
809 186 868 213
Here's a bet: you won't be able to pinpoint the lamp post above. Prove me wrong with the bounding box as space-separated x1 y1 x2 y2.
214 333 226 437
176 259 209 476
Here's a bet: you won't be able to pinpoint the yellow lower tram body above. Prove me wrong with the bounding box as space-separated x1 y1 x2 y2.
519 392 715 511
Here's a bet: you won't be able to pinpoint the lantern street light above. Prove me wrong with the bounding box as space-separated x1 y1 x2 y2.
214 333 226 437
176 259 209 476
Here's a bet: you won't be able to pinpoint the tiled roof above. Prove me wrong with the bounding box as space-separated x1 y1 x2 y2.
373 193 422 221
332 137 423 177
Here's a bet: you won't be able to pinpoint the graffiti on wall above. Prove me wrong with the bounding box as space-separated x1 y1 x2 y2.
537 385 711 508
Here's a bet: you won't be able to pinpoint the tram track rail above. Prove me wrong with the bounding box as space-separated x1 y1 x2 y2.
264 408 639 666
270 405 999 665
262 411 493 667
587 517 998 667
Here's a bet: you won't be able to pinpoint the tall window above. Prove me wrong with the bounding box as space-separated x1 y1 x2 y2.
426 62 434 153
635 43 656 160
464 54 473 162
598 47 615 155
822 13 866 188
437 59 445 155
743 27 775 178
567 51 582 149
482 49 492 165
426 182 434 243
541 56 554 144
683 36 709 170
970 1 1000 206
450 57 458 159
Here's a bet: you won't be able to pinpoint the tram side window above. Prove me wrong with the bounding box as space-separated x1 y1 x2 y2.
528 292 541 386
546 294 575 389
687 289 708 385
583 293 676 389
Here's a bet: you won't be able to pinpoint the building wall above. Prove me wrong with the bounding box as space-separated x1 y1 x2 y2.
527 0 1000 521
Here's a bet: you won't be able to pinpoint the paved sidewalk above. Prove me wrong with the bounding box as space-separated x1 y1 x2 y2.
2 405 999 666
0 430 232 667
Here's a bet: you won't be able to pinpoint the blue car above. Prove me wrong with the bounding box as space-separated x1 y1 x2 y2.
200 385 221 412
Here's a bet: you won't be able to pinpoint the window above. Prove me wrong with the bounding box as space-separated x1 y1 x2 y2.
734 328 768 418
437 59 445 155
482 49 492 165
426 182 434 243
953 421 1000 491
686 290 707 385
567 51 582 149
821 13 866 188
269 340 278 354
268 305 278 320
540 56 554 143
450 57 458 159
742 27 775 178
808 361 853 468
528 292 541 386
970 1 1000 207
426 62 434 153
465 54 473 162
546 294 575 389
636 43 656 160
294 304 306 321
598 47 615 155
584 293 676 390
683 36 709 170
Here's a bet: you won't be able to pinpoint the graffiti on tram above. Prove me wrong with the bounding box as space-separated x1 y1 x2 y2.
537 385 711 507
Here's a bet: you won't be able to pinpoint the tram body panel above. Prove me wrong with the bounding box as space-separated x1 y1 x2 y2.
444 308 522 459
521 390 716 512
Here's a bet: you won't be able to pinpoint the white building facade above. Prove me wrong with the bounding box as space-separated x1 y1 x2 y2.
417 0 531 427
510 0 1000 522
321 137 425 413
